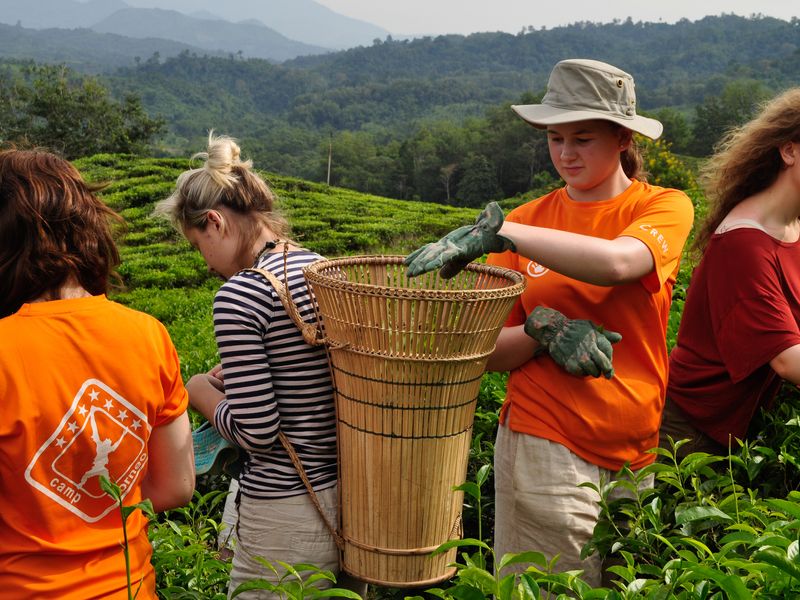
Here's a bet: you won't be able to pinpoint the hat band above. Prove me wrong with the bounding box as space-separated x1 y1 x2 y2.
543 91 636 118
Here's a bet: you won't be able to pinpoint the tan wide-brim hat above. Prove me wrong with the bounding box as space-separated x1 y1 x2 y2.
512 59 663 139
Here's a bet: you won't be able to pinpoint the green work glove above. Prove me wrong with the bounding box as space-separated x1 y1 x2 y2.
524 306 622 379
404 201 515 279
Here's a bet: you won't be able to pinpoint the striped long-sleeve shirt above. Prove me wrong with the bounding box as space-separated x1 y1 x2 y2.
213 250 338 499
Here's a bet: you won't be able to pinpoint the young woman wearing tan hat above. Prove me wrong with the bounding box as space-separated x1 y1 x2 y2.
406 58 694 585
662 87 800 457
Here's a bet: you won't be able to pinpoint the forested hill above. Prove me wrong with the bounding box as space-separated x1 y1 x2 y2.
0 22 222 73
2 14 797 205
111 14 798 131
284 14 798 107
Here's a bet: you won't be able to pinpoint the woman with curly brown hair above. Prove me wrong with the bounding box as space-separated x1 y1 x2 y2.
662 87 800 456
0 148 194 599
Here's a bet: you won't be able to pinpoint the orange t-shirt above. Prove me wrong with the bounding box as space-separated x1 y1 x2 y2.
487 180 693 470
0 295 188 599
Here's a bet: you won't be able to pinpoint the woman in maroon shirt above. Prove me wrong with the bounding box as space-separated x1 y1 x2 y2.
662 87 800 456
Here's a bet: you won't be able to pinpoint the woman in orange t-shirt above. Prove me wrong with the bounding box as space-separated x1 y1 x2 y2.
0 148 195 599
406 59 694 586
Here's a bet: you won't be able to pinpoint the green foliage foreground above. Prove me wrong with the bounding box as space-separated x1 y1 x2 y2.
77 153 800 598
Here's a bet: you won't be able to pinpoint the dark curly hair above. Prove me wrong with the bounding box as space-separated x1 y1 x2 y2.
0 148 122 318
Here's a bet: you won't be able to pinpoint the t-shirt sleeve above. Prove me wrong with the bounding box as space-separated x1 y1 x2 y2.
154 324 189 427
620 188 694 293
707 236 800 382
717 295 800 382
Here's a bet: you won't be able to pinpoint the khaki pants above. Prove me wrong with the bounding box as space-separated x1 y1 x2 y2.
493 425 652 587
218 478 239 555
228 486 366 599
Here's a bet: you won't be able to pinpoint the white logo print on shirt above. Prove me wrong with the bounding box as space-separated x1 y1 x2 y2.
526 260 550 278
24 379 151 523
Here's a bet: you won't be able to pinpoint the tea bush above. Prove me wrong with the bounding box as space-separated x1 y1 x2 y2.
72 151 800 599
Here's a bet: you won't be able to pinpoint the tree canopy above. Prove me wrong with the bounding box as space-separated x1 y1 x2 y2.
0 63 164 158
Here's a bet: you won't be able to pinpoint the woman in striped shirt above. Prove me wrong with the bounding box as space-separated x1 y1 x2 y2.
156 133 362 599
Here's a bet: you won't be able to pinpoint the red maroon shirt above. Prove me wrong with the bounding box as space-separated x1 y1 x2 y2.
668 228 800 444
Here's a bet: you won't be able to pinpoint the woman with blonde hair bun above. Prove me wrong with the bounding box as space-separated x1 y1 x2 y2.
663 87 800 456
157 133 366 599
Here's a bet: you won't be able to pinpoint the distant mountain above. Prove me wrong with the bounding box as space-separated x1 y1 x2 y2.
0 0 126 29
91 7 329 61
0 21 220 72
124 0 391 49
188 10 221 21
0 0 388 52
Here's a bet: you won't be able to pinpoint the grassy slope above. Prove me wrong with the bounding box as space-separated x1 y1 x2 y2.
75 153 480 379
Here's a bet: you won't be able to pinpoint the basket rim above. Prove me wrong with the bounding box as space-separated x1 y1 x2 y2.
303 255 525 299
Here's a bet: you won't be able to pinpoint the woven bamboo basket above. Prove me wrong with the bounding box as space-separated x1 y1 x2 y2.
303 255 524 587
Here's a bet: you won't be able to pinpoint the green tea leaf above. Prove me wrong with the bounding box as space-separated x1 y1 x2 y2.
497 551 547 571
675 505 732 525
765 498 800 520
432 538 490 555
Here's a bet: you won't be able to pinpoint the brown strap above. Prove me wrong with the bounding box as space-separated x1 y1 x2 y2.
245 250 322 347
245 247 340 549
278 431 344 550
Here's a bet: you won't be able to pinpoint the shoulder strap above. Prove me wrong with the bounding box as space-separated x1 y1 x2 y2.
278 431 343 550
243 247 340 549
715 218 771 234
244 259 322 347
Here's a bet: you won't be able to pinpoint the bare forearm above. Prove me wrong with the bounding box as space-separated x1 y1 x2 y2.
499 222 653 285
771 344 800 386
142 473 194 513
486 325 539 372
141 412 195 512
186 374 225 424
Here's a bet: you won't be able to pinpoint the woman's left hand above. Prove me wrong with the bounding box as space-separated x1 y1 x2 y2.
207 364 225 391
524 306 622 379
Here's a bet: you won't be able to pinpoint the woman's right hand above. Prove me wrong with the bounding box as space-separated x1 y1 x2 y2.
208 364 225 390
404 202 515 279
186 373 226 422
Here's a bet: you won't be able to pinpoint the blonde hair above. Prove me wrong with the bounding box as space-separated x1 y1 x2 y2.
155 132 291 254
694 87 800 252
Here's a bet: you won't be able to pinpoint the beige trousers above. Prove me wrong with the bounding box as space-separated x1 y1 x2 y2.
218 478 239 554
228 486 366 600
493 425 652 587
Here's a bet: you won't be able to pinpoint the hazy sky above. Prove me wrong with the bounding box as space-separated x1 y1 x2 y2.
315 0 797 36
